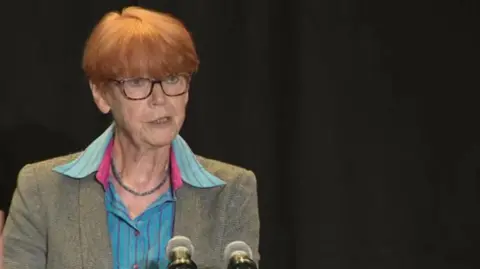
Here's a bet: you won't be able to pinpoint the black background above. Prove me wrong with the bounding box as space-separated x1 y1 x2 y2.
1 0 479 268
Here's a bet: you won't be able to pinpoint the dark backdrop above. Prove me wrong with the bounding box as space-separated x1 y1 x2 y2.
1 0 479 268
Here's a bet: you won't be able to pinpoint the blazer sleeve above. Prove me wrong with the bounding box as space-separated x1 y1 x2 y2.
223 170 261 268
3 165 47 269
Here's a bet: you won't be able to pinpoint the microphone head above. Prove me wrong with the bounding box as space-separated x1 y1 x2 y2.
223 241 253 261
166 236 195 257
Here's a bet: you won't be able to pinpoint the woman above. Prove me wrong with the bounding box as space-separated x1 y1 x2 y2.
2 6 259 269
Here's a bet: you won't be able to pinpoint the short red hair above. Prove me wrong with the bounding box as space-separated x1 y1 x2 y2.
82 6 199 85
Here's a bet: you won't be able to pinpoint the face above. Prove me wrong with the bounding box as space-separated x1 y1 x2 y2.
91 78 189 148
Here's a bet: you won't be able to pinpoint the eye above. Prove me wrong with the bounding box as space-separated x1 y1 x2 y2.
125 78 149 88
163 75 180 84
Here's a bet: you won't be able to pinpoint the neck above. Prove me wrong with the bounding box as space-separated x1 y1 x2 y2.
112 130 170 189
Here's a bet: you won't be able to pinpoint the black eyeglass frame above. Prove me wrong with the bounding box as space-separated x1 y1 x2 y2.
109 73 193 101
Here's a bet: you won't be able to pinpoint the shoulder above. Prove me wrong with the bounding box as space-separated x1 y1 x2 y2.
16 152 82 188
197 155 258 192
19 152 80 176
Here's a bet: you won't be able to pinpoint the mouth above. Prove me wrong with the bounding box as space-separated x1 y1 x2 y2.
149 116 172 125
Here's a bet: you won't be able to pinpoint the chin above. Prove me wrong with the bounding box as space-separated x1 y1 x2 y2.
146 129 178 147
148 139 174 148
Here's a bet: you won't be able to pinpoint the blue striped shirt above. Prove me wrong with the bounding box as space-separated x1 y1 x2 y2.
106 181 175 269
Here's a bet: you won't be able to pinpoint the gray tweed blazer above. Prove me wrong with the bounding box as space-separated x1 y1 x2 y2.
3 153 260 269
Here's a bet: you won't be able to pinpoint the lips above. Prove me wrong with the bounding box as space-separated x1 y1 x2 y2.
149 116 172 124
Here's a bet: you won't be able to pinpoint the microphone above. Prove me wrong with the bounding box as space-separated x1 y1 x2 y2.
224 241 258 269
166 236 197 269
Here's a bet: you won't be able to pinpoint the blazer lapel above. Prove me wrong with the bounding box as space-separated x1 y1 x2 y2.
173 183 225 267
173 184 198 237
78 175 113 269
173 157 218 238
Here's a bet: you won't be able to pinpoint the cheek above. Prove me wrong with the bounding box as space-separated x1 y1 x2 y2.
171 97 188 127
111 100 144 126
172 97 187 117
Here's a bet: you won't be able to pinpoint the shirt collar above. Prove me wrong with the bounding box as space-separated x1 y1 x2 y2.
52 123 225 188
95 137 184 191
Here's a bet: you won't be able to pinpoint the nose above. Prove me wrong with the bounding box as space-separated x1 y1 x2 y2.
150 82 166 105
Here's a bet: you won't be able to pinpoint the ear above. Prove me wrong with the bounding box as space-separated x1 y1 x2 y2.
90 81 111 114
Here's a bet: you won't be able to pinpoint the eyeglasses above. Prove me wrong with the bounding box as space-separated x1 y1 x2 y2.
110 74 191 100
